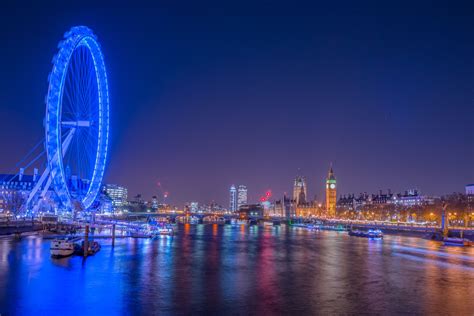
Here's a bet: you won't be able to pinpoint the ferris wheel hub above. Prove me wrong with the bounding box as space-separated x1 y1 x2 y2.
61 120 92 127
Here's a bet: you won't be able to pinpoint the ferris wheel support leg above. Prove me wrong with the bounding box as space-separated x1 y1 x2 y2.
25 128 76 213
25 166 50 212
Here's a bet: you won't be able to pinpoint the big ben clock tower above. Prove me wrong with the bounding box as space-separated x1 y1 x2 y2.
325 165 337 217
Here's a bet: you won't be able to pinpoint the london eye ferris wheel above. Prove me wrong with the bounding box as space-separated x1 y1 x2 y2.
27 26 110 212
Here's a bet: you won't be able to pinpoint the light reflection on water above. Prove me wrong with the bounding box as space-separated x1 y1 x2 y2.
1 225 474 315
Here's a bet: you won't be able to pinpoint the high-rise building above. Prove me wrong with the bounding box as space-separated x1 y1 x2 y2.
190 202 199 213
293 176 307 205
151 196 159 210
237 185 248 209
103 184 128 209
325 165 337 217
230 185 237 212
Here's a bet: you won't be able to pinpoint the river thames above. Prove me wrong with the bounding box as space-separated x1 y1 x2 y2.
1 224 474 315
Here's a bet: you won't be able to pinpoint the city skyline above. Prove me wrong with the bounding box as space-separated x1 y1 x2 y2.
1 3 473 315
0 2 472 206
105 164 464 208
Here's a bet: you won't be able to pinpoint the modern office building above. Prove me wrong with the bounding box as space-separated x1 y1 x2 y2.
230 185 237 212
237 185 248 209
103 184 128 209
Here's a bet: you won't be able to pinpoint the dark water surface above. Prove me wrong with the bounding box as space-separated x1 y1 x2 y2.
1 224 474 315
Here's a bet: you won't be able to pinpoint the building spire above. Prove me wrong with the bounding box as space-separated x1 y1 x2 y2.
328 163 335 180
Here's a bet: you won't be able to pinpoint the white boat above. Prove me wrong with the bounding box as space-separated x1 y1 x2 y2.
130 228 153 238
155 226 174 236
203 216 225 224
130 225 174 238
50 237 80 257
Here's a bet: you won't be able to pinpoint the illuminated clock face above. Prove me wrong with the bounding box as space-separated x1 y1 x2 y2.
330 183 336 189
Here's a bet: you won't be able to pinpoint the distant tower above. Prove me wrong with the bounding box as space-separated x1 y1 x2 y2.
298 185 306 205
230 185 237 212
325 165 337 217
293 176 307 205
237 185 248 209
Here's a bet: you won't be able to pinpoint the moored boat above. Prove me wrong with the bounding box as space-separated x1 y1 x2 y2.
203 216 226 224
291 223 306 228
320 224 346 232
50 237 80 257
348 229 383 239
131 224 174 238
154 226 174 236
367 229 383 239
130 230 152 238
74 241 101 256
306 224 320 231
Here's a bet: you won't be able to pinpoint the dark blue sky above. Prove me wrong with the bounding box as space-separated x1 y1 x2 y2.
0 1 473 205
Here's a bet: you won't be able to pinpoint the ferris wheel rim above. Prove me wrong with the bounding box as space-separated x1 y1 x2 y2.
45 26 109 210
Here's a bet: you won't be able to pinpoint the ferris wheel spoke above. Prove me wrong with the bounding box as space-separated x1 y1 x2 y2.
81 49 90 108
83 135 96 162
75 132 83 171
79 145 93 182
75 53 85 116
63 88 75 117
83 124 99 140
76 151 85 182
70 56 80 114
83 136 99 154
76 61 86 115
85 65 96 109
63 83 75 119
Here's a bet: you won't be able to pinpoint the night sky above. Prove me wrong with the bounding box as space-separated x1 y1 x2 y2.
0 2 473 206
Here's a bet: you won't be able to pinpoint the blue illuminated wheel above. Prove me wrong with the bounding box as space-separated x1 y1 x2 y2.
45 26 109 210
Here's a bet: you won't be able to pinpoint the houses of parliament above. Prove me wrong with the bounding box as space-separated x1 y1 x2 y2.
280 165 337 217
